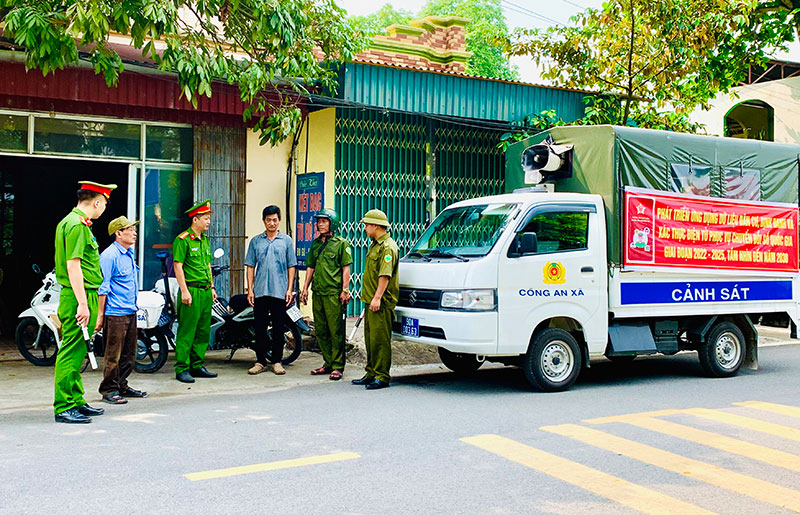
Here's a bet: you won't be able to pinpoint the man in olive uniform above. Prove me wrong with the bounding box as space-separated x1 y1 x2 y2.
53 181 117 423
300 209 352 381
173 199 218 383
352 209 399 390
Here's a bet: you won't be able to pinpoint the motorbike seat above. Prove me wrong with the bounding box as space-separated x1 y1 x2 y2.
228 294 250 315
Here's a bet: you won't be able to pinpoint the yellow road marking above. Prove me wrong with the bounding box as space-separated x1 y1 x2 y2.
541 424 800 511
685 408 800 442
585 409 684 424
461 434 714 515
586 415 800 473
185 452 360 481
734 401 800 419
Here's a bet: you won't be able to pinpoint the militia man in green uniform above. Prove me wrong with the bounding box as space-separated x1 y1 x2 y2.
352 209 399 390
53 181 116 423
173 199 218 383
300 209 353 381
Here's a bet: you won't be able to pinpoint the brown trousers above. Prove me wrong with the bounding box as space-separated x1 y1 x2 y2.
99 314 138 396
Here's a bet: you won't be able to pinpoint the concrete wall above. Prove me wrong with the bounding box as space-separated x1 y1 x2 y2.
243 108 337 314
692 77 800 144
293 108 337 315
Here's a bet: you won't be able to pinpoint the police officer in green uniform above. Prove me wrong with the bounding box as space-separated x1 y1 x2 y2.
300 209 353 381
53 181 116 423
352 209 399 390
173 199 218 383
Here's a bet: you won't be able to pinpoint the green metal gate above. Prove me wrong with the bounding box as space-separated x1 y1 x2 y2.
334 109 505 315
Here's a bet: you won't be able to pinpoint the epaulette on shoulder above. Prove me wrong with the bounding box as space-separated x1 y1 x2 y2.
178 231 189 240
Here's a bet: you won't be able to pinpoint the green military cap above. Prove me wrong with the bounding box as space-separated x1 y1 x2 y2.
78 181 117 198
186 199 213 217
361 209 390 228
107 215 140 236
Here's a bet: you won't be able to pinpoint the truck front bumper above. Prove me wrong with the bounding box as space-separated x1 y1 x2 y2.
392 307 498 355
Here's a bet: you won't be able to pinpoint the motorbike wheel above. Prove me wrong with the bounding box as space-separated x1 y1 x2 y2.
269 323 303 365
134 328 169 373
15 317 58 366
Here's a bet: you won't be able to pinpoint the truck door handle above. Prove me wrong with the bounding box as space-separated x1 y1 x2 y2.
581 266 594 273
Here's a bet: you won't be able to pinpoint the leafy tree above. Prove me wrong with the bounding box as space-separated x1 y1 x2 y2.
756 0 800 37
350 4 413 36
351 0 518 80
509 0 792 130
2 0 360 145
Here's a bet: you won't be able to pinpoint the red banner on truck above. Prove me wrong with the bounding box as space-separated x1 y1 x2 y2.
624 187 799 273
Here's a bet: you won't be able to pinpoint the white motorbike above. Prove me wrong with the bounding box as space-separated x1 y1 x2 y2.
15 264 168 371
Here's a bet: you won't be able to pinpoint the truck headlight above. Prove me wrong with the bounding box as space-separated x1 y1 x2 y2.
440 289 496 311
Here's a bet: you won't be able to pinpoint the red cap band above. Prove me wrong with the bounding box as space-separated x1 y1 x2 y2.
81 183 113 197
188 204 212 217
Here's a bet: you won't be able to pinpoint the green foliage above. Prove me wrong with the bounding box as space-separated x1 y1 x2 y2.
497 96 705 151
756 0 800 38
350 4 413 36
350 0 518 80
2 0 361 146
509 0 793 132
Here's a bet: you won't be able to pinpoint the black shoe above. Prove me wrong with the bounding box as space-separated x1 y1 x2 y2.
365 379 390 390
54 408 91 424
176 371 195 383
77 404 104 416
190 367 218 378
121 387 147 398
351 375 373 385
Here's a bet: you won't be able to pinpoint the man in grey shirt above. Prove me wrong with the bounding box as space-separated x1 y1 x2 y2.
245 205 297 375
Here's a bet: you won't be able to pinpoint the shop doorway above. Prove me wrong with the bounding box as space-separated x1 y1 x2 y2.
0 156 130 332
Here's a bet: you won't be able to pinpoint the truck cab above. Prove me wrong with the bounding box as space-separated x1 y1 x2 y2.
395 190 609 390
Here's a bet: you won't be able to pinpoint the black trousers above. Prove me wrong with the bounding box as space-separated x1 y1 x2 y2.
254 296 285 365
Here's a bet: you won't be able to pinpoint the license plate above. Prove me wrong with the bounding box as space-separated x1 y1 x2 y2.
401 316 419 338
286 305 303 323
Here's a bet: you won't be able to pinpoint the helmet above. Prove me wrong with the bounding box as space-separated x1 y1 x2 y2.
360 209 391 228
314 208 340 233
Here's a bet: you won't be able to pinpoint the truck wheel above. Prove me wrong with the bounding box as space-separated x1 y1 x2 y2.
524 328 581 392
438 347 484 374
698 321 745 378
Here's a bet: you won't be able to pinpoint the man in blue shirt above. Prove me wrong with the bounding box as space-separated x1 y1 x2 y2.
97 216 147 404
245 205 297 375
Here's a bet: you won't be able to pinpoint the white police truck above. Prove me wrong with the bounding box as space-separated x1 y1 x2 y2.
393 126 800 391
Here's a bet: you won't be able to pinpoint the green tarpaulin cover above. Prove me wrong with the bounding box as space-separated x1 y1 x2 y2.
505 125 800 264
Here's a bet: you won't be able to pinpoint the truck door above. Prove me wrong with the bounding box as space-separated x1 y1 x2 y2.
496 202 608 355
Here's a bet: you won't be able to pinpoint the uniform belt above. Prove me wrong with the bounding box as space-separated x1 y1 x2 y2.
186 282 212 290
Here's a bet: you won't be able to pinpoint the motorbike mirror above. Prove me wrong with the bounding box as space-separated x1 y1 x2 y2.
32 264 41 274
213 248 225 259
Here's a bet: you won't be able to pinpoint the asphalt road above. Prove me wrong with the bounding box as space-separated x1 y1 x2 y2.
2 344 800 514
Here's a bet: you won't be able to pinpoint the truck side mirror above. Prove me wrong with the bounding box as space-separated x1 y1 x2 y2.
520 233 538 254
509 232 538 257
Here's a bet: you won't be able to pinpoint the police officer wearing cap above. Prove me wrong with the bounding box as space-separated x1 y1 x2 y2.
352 209 399 390
53 180 116 423
172 199 217 383
300 209 353 380
96 216 147 404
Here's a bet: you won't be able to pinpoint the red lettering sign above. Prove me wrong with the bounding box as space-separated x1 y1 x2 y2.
624 187 799 273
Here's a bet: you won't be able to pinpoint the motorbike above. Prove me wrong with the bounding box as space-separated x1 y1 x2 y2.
132 248 309 373
15 265 61 366
209 261 309 364
15 264 170 372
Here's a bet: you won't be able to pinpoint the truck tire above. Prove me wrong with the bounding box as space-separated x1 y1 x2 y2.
698 320 745 378
438 347 484 374
524 328 581 392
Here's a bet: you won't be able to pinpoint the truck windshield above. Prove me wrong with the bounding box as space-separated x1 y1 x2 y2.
409 203 519 258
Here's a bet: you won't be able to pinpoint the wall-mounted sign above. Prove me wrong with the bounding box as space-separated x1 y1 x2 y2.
296 172 324 267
